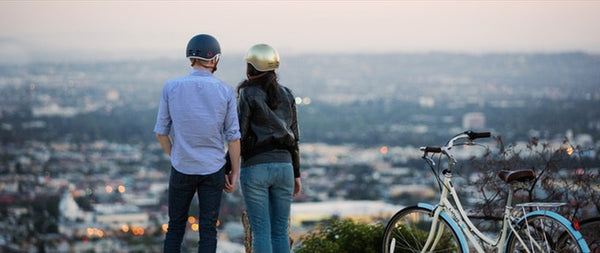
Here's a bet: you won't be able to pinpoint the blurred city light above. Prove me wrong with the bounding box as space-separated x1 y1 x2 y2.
566 146 574 155
380 146 388 154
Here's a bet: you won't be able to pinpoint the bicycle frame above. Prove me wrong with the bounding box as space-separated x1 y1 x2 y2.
419 170 515 253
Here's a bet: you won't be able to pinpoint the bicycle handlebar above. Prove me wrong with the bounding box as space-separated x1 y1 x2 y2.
422 147 443 153
420 130 491 154
466 130 491 139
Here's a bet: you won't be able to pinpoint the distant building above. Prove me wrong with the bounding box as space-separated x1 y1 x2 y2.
32 103 78 117
59 191 93 222
388 184 436 198
93 203 149 229
419 96 435 108
462 112 486 130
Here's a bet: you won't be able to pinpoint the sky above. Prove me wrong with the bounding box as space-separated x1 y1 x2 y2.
1 1 600 61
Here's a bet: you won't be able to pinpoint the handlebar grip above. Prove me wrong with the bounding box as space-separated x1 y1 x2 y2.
422 146 442 153
466 131 491 139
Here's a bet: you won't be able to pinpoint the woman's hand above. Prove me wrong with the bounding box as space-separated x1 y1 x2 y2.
224 172 239 193
293 177 302 197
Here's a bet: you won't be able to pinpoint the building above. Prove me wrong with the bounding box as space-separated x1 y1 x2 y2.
462 112 486 130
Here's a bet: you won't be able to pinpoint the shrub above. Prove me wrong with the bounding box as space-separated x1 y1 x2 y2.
295 218 384 253
469 136 599 220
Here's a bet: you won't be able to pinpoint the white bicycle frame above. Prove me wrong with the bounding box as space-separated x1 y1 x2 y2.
422 170 524 253
419 144 589 253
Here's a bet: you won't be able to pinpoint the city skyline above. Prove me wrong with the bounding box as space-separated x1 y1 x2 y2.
1 1 600 63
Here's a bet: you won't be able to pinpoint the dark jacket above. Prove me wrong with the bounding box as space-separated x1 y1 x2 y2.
238 85 300 177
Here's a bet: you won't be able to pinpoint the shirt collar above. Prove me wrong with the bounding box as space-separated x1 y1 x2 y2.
189 69 213 76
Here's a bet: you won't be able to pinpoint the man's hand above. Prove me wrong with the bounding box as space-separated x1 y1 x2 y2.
224 139 240 193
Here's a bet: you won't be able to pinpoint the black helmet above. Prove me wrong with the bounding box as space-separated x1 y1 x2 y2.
186 34 221 60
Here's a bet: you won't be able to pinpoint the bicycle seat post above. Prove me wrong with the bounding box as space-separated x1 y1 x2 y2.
507 184 516 213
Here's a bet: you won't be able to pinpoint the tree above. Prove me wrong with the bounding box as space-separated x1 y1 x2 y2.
468 136 599 221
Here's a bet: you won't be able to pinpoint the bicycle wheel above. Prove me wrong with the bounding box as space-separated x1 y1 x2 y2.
579 217 600 253
382 206 464 253
505 213 587 252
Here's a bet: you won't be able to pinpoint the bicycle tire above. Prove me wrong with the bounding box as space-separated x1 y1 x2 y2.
579 217 600 253
382 206 464 253
505 213 588 252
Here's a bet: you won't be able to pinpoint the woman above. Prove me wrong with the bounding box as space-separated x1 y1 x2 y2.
237 44 301 253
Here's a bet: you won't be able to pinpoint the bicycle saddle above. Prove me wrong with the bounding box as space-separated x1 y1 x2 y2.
498 169 535 184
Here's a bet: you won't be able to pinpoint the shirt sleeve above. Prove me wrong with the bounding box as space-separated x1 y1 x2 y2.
223 87 241 141
153 83 172 135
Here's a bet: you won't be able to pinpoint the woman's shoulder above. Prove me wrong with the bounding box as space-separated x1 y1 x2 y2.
278 85 295 98
242 85 264 92
239 85 266 99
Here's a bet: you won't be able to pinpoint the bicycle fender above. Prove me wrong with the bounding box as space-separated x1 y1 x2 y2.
509 210 591 253
417 203 469 253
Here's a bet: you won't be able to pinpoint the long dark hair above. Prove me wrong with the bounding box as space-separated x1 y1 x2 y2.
237 63 280 109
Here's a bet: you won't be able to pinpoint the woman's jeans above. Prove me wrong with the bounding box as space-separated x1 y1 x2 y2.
164 167 224 253
241 163 294 253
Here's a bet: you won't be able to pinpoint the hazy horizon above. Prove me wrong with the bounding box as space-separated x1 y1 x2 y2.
2 1 600 63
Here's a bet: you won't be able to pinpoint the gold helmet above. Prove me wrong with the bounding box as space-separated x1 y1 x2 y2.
244 44 280 72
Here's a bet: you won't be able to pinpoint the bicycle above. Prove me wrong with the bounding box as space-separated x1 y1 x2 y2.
382 130 590 253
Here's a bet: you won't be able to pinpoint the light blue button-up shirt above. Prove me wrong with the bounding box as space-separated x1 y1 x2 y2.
154 69 241 175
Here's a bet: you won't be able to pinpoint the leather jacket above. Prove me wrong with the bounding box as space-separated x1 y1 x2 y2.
238 85 300 177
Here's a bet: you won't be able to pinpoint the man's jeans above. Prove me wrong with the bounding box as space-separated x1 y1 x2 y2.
164 167 224 253
241 163 294 253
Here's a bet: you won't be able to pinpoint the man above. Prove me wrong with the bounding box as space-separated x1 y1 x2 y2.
154 34 241 253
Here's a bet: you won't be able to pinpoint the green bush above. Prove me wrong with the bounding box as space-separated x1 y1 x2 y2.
295 219 384 253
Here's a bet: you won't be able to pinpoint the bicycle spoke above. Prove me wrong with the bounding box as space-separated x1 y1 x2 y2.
506 214 586 252
383 206 463 253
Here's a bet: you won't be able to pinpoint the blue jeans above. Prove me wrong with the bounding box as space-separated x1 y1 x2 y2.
164 167 224 253
241 163 294 253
